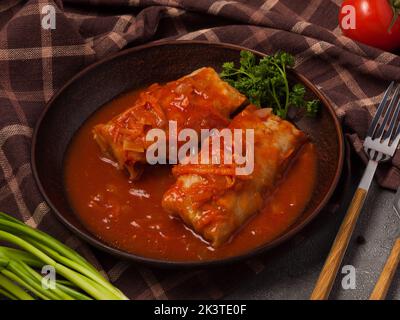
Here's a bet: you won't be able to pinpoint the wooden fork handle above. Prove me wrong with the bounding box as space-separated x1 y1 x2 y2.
370 238 400 300
310 188 367 300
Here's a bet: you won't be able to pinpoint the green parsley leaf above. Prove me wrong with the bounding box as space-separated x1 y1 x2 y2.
220 50 320 119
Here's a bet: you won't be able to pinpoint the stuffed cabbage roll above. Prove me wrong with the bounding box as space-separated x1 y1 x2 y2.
162 106 307 246
93 67 246 180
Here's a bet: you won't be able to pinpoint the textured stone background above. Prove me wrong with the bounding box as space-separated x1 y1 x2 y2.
226 153 400 300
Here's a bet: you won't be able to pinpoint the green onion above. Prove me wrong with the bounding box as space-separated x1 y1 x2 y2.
0 212 128 300
56 282 92 300
0 247 42 268
0 286 17 300
0 215 96 271
22 236 124 298
0 273 34 300
1 264 56 300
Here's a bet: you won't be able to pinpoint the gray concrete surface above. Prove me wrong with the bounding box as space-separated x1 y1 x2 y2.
226 180 400 300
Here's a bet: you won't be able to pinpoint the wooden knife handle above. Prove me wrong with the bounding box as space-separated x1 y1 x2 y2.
310 188 367 300
370 238 400 300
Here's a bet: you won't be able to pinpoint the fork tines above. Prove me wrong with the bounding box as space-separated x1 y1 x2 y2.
367 82 400 147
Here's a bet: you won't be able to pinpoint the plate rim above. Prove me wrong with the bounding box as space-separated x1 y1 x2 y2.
31 40 345 268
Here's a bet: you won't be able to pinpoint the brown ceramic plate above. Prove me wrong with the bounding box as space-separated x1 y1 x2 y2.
32 41 344 267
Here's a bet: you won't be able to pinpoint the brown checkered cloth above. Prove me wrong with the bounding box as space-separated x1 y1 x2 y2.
1 0 400 299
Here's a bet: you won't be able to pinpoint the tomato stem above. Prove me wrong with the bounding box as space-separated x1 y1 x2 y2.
388 0 400 33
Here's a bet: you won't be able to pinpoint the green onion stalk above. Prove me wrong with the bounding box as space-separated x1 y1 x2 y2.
0 212 128 300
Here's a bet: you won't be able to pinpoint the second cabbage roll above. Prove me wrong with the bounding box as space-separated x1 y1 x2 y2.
162 106 307 247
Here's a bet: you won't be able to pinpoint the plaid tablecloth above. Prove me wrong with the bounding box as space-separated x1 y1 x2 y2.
1 0 400 299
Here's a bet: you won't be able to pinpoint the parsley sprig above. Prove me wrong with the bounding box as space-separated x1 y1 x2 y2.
220 50 320 119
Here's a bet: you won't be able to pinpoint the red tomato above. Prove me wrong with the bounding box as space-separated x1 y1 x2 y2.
339 0 400 52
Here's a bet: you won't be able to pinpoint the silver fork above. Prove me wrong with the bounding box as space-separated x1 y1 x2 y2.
311 82 400 300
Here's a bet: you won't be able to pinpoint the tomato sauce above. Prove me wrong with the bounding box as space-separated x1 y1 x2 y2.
64 90 317 262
